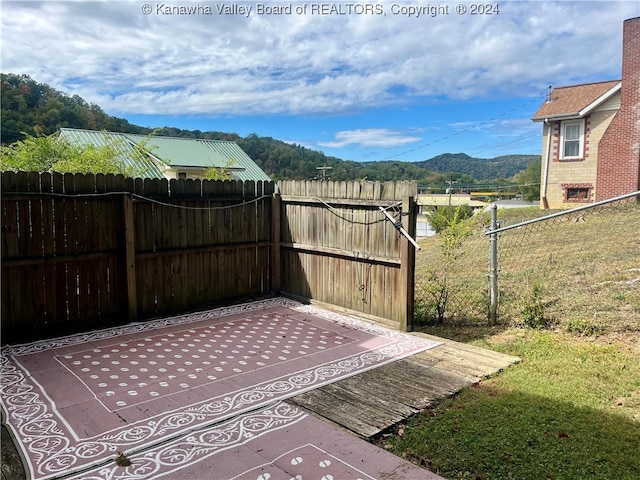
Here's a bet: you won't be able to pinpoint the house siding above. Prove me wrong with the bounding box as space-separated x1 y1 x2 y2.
544 118 588 208
595 94 621 112
545 119 596 208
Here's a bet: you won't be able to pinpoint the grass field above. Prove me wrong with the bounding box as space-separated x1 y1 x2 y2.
385 201 640 479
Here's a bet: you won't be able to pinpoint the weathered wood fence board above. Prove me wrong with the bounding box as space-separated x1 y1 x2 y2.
2 172 128 339
2 173 417 343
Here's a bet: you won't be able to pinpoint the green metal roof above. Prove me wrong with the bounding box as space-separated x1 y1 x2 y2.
200 139 272 182
125 134 271 182
59 129 271 182
124 134 226 168
59 128 163 178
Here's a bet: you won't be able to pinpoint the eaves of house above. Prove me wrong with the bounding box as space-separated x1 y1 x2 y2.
531 80 621 122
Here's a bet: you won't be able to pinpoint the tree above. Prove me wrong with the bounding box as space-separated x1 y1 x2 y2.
0 133 151 177
204 159 236 181
517 160 541 202
1 134 67 172
1 73 147 144
417 205 474 324
427 205 474 234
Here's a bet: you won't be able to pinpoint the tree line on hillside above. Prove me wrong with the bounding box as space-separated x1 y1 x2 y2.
415 153 536 181
1 73 541 198
1 74 146 144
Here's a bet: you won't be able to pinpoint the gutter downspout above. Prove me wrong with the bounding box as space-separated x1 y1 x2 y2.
541 118 552 209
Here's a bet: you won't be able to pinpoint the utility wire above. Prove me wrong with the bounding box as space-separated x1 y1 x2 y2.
311 196 402 225
469 132 542 157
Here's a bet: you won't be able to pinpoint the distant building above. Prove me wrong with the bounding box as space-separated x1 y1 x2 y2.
417 193 487 212
532 17 640 209
59 128 271 182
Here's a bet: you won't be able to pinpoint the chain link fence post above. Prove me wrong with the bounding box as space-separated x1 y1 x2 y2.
488 203 499 325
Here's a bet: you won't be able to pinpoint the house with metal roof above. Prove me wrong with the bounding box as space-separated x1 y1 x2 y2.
59 128 272 182
531 17 639 209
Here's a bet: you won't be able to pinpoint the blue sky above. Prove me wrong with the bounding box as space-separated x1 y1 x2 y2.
2 1 639 162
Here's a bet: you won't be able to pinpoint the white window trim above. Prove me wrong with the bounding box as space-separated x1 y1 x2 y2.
559 119 585 160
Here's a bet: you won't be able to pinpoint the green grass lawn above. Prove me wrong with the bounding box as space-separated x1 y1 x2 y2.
383 329 640 479
388 202 640 479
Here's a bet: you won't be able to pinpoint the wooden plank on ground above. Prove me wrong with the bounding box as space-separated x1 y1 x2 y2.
292 386 406 438
290 331 520 439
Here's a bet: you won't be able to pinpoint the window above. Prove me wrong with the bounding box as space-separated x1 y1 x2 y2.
178 172 187 179
567 188 589 200
560 120 584 159
562 183 592 203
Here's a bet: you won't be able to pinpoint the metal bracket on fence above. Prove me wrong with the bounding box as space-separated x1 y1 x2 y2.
378 206 421 250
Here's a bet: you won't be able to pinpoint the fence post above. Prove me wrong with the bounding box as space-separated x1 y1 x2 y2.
488 203 498 324
271 192 282 294
122 193 138 321
399 196 417 332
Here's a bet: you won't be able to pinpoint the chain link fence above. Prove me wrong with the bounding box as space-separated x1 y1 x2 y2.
415 193 640 334
414 213 491 326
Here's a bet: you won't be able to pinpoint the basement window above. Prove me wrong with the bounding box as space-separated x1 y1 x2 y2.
560 120 584 160
562 184 592 203
567 188 589 200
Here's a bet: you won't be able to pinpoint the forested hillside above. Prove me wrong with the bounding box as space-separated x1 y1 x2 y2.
417 153 537 181
1 74 146 144
1 73 539 184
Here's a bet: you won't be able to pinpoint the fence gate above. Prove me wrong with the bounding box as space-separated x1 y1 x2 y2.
276 180 418 331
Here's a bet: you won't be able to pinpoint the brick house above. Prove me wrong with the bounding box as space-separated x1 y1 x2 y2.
532 17 639 209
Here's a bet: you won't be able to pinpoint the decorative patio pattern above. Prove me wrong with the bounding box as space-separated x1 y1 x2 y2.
67 401 443 480
1 298 440 479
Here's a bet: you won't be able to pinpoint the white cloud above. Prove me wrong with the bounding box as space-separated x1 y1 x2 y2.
1 0 638 117
319 128 422 148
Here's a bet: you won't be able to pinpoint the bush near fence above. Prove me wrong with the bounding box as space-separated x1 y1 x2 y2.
415 213 489 325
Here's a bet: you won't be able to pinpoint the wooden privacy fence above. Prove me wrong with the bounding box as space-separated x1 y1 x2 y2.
1 172 418 343
1 171 274 343
276 180 418 330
